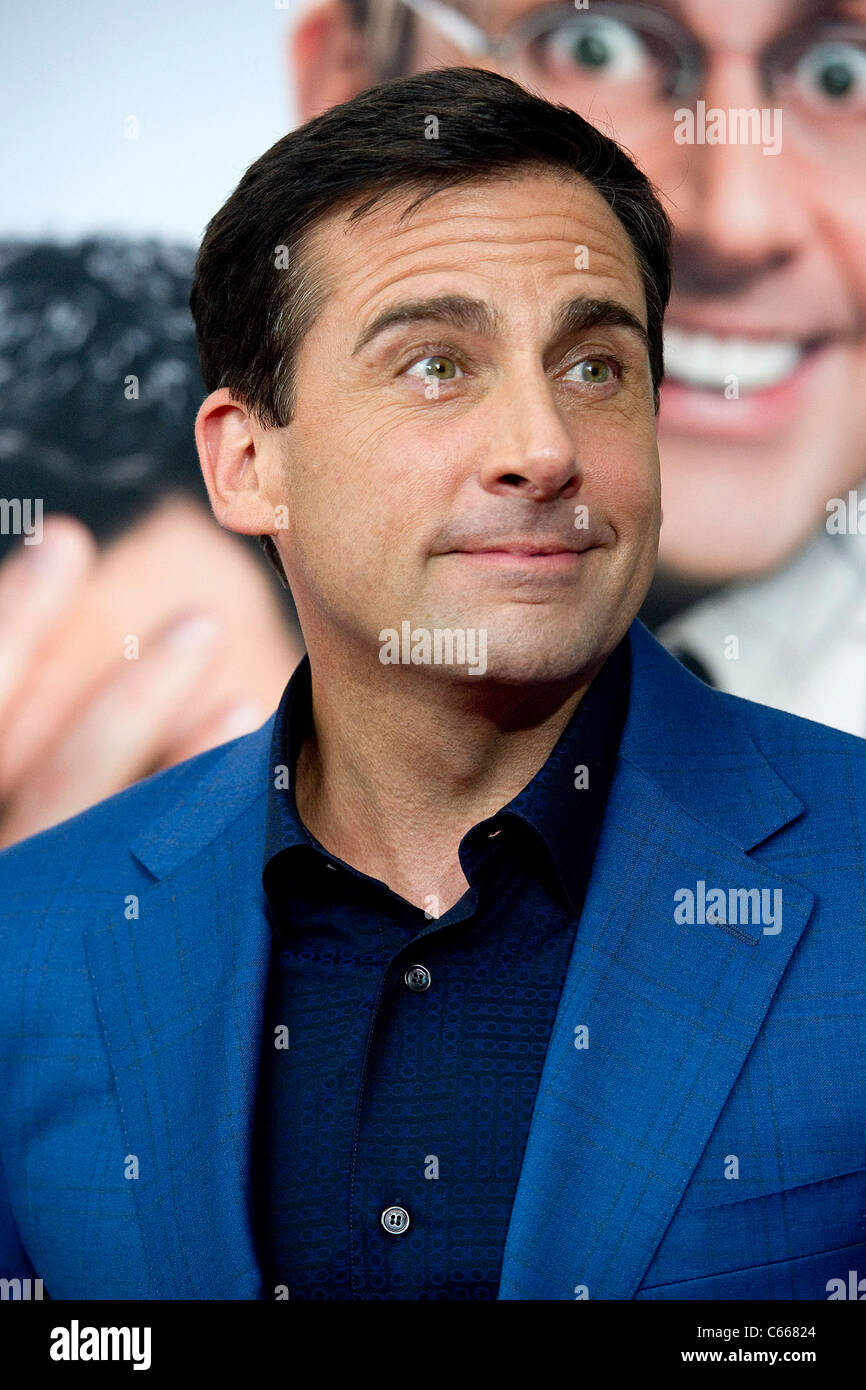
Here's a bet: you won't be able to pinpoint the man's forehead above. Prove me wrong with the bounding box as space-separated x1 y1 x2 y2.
432 0 828 40
301 191 648 352
309 170 642 293
449 0 813 22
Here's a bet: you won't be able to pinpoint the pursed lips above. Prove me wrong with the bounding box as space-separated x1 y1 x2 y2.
444 539 597 570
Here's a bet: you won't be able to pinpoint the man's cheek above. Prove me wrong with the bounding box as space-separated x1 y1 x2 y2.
601 466 659 529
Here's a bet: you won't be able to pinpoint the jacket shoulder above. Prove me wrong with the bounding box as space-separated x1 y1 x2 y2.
0 721 270 909
715 681 866 751
713 683 866 802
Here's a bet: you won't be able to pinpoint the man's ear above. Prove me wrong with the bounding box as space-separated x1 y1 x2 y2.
194 388 281 539
289 0 377 122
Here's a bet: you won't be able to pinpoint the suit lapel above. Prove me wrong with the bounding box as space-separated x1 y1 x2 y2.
85 722 275 1298
498 623 815 1300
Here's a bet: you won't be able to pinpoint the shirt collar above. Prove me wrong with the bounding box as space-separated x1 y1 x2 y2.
264 637 630 916
264 652 318 863
483 636 630 912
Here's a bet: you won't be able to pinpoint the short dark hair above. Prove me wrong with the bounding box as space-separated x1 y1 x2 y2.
190 66 671 574
0 238 205 541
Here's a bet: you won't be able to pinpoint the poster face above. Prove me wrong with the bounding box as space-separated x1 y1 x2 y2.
1 0 865 1342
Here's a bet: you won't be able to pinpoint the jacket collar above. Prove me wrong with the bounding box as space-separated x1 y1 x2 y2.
620 619 802 850
128 619 803 884
497 622 813 1300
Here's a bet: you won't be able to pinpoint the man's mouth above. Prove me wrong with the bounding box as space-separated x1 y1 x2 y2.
664 325 811 393
659 324 837 442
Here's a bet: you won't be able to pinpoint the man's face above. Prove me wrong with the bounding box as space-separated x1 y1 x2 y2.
266 170 660 685
396 0 866 583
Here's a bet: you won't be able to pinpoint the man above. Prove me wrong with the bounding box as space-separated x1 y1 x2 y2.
0 240 304 848
293 0 866 731
0 68 864 1301
2 0 862 860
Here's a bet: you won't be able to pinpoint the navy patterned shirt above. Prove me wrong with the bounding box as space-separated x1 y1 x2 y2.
252 638 631 1299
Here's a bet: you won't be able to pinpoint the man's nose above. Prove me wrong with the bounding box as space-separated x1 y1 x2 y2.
673 53 811 278
476 368 581 502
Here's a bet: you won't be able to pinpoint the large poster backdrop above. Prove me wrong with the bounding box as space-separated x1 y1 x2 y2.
1 0 865 850
2 1 866 1334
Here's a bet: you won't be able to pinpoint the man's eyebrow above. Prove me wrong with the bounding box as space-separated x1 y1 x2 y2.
352 294 649 356
352 295 500 355
550 296 649 354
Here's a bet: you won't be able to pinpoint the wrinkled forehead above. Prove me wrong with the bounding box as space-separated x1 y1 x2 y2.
437 0 815 27
301 169 647 330
403 0 846 47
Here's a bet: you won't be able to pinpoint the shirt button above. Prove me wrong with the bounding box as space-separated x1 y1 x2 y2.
381 1205 411 1235
404 963 431 992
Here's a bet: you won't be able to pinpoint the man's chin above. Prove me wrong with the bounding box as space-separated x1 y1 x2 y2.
657 450 839 584
444 629 611 689
657 522 816 586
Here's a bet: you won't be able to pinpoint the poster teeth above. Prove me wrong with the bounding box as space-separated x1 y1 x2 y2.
664 327 802 390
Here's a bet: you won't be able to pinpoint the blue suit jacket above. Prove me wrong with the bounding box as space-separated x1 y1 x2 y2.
1 620 865 1300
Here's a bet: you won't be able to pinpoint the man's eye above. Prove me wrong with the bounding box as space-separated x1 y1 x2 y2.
405 354 463 382
792 40 866 110
564 357 618 385
541 16 648 82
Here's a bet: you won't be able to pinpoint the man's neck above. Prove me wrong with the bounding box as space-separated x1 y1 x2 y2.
293 648 595 914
